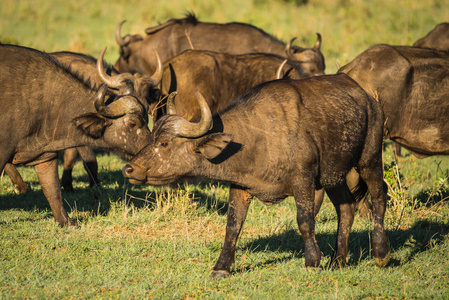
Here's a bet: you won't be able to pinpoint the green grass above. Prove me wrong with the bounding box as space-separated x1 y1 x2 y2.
1 151 449 298
2 0 449 298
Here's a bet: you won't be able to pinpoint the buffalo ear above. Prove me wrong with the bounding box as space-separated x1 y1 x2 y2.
196 133 233 160
72 113 111 138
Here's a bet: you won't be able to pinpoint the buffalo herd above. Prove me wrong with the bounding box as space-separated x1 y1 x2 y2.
1 13 449 276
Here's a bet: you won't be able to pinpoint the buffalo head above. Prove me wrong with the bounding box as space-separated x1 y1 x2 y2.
286 33 325 77
114 20 145 74
97 46 163 115
122 92 231 185
73 84 152 161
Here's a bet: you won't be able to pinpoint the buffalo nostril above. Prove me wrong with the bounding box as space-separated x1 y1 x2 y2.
122 164 134 177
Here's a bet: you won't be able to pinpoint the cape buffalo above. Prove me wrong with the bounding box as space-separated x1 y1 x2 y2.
391 23 449 157
114 13 325 77
154 49 319 121
339 44 449 157
3 47 162 192
413 22 449 51
122 74 390 276
334 44 449 215
0 44 152 226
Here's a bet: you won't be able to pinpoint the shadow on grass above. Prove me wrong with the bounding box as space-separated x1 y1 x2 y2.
0 169 230 222
2 169 448 270
237 219 449 269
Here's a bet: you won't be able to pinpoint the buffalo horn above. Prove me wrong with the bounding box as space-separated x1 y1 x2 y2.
115 20 131 47
314 33 322 50
276 59 288 79
97 47 135 94
151 48 163 86
94 84 127 118
173 92 213 138
166 92 178 115
285 37 297 60
97 47 122 88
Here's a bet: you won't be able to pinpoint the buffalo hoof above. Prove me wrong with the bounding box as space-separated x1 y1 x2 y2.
374 251 390 267
210 270 230 278
306 266 322 272
14 184 31 194
56 218 78 228
329 257 347 269
61 184 74 192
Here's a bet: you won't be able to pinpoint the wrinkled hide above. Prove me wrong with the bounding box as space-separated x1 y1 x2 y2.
413 23 449 51
157 50 318 121
114 13 325 77
339 44 449 157
123 74 389 275
0 44 151 226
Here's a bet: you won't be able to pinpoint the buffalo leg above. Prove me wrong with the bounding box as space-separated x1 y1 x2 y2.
77 146 100 188
35 159 74 227
293 179 321 269
212 185 252 278
61 148 78 192
359 166 390 266
313 188 325 217
325 184 356 267
4 163 30 193
393 142 402 158
347 168 373 220
315 169 373 220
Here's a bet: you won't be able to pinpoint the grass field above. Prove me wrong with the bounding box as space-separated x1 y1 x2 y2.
1 0 449 298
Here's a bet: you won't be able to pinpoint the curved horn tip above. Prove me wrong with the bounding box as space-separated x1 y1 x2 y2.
116 21 130 47
195 91 207 105
99 84 109 94
99 46 107 59
276 59 288 80
97 47 119 87
314 33 322 49
150 48 163 85
94 84 109 112
166 91 178 115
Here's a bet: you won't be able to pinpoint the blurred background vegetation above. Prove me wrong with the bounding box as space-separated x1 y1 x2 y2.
1 1 449 298
1 0 449 74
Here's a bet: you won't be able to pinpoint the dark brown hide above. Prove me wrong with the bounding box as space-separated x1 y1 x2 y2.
392 24 449 157
157 50 315 121
337 44 449 216
122 74 389 275
5 48 161 192
0 44 151 226
114 13 325 77
339 44 449 157
413 23 449 51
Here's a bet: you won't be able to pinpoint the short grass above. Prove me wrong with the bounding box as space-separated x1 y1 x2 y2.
1 0 449 298
1 150 449 298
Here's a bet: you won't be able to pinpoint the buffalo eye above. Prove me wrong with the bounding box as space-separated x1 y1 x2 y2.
127 117 141 129
160 142 168 148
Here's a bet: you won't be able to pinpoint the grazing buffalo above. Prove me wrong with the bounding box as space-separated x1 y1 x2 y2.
122 74 390 276
3 47 162 192
339 44 449 157
0 44 152 226
114 13 325 77
390 23 449 157
335 44 449 215
413 22 449 51
155 49 320 121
